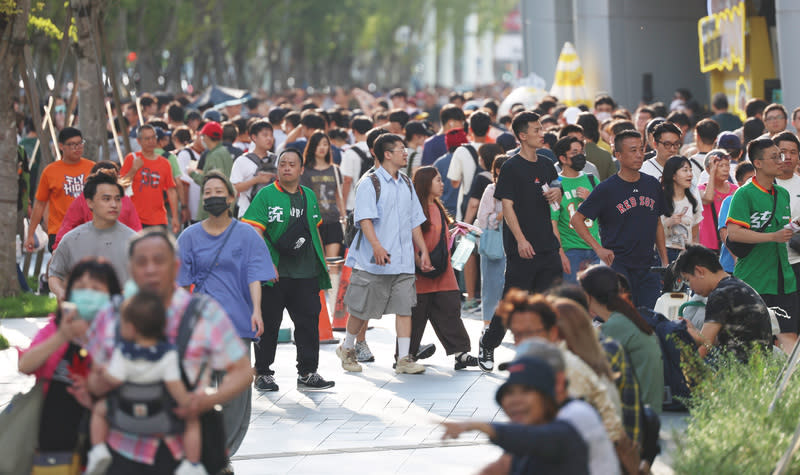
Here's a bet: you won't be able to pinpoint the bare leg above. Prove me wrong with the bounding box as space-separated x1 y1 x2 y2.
464 253 478 300
90 399 109 446
325 243 342 259
396 315 411 338
356 323 368 342
778 333 798 355
182 417 202 464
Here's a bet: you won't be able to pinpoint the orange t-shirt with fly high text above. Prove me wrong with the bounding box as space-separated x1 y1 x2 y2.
35 158 95 234
120 152 176 225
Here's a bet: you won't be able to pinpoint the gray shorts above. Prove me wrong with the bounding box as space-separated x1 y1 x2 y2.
344 269 417 320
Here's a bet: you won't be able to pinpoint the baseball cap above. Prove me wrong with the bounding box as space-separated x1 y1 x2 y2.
495 355 557 405
496 132 518 152
716 131 742 151
154 126 171 140
202 109 222 123
199 121 223 140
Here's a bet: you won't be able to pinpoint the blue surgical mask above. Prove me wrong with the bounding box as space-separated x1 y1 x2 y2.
69 288 110 321
123 279 139 297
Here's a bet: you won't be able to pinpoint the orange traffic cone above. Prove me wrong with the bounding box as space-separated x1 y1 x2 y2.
332 263 351 331
318 290 339 344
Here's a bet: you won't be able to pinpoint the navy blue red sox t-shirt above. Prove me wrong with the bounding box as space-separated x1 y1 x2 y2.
494 153 560 256
577 173 664 268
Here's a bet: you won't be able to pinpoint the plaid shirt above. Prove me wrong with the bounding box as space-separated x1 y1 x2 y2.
86 287 246 465
601 336 642 446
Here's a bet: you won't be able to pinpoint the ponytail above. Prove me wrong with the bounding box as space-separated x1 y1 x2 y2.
606 294 654 335
579 264 654 336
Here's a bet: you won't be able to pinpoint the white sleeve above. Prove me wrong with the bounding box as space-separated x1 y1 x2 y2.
230 158 253 186
447 149 465 182
341 149 359 179
176 150 194 185
159 350 182 382
106 347 127 381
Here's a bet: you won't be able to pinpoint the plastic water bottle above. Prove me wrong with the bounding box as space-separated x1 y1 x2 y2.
451 233 477 271
541 184 559 211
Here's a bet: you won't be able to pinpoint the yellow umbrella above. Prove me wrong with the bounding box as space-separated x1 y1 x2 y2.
550 42 589 107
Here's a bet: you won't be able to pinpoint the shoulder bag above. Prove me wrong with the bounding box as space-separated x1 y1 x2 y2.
416 207 450 278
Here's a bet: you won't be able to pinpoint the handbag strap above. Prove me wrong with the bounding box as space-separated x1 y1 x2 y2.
758 188 779 232
195 221 237 292
264 188 309 249
177 295 210 391
710 200 721 248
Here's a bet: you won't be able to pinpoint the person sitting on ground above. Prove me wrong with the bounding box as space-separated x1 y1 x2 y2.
85 291 202 475
674 244 772 361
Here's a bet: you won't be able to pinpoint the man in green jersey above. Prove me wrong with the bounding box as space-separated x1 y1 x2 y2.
726 137 797 352
551 136 601 283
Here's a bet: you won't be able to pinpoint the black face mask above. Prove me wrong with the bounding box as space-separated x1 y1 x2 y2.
569 153 587 172
203 196 229 217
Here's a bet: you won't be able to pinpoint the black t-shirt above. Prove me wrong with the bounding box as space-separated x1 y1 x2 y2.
493 154 560 255
39 343 89 451
577 173 664 268
468 171 493 201
705 276 772 361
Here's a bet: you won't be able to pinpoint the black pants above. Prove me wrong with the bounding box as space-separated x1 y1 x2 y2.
410 290 471 356
482 251 562 350
108 443 179 474
255 277 321 376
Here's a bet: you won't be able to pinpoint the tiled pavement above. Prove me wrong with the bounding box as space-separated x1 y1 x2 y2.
0 309 681 474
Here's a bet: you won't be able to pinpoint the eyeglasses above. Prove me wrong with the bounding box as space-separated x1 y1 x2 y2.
389 148 407 154
138 135 157 142
657 140 681 150
764 152 787 162
765 115 786 122
64 140 85 149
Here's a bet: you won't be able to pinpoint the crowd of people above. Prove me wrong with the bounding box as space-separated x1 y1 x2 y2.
10 84 799 474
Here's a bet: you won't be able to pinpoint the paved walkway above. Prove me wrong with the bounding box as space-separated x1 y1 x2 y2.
0 310 682 474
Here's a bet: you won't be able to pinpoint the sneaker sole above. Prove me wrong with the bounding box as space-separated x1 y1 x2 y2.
297 383 336 391
254 385 279 392
396 367 426 374
336 346 363 372
356 356 375 362
416 344 436 360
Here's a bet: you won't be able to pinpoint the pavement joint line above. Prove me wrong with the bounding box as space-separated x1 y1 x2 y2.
230 440 491 461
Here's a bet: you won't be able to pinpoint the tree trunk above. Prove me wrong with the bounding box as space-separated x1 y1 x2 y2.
0 0 31 297
71 0 105 162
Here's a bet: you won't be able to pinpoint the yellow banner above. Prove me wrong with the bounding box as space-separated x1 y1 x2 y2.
698 1 745 73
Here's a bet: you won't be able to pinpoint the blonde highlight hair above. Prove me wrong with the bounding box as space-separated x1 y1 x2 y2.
550 297 614 380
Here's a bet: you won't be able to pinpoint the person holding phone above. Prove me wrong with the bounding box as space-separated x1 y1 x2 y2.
18 259 121 459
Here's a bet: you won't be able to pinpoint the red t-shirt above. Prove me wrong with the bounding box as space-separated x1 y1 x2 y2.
35 158 95 234
414 204 459 294
120 152 176 225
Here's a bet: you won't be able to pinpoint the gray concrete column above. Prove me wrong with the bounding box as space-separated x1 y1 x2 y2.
521 0 573 88
776 0 800 120
572 0 614 100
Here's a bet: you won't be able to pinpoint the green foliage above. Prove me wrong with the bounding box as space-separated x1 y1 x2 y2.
673 348 800 474
0 0 19 16
28 15 63 40
0 332 8 351
0 292 57 318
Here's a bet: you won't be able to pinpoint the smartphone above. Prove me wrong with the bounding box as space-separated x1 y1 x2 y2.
61 301 78 316
370 253 390 263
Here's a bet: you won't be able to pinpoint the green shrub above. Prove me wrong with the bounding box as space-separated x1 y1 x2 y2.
0 292 57 318
0 333 8 350
673 348 800 474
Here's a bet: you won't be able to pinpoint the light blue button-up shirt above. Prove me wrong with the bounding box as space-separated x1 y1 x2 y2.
345 167 426 275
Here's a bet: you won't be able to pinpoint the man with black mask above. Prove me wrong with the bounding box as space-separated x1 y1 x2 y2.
551 136 601 283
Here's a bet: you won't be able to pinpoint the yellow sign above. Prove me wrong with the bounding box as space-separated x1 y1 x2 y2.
698 1 746 73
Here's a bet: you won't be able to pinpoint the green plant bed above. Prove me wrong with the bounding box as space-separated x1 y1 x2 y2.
674 348 800 474
0 292 57 318
0 333 8 350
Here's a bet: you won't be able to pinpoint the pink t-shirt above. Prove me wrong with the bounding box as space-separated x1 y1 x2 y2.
697 182 738 249
17 316 67 394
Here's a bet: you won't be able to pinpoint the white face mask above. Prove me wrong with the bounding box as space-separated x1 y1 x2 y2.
595 111 612 122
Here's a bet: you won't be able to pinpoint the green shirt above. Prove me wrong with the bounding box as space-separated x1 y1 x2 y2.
602 312 664 414
191 144 233 220
276 190 321 279
551 173 601 250
726 180 796 295
156 148 183 180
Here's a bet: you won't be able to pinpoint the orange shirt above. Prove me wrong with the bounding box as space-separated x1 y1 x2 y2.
120 152 176 225
415 204 459 294
35 158 95 234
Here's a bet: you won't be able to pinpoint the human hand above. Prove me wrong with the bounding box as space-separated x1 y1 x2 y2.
133 154 144 171
24 235 36 253
517 239 535 259
496 211 503 222
186 160 198 174
66 373 93 409
58 304 90 341
171 220 180 235
774 229 793 243
181 207 191 224
270 264 279 283
441 421 472 440
257 173 275 184
596 247 615 266
575 187 591 200
372 245 391 265
559 250 571 275
544 186 562 204
174 392 205 420
417 251 433 272
251 310 264 338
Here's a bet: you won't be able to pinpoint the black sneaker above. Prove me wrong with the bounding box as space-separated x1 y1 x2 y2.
254 374 279 391
297 373 335 391
416 343 436 360
454 353 479 370
478 338 494 372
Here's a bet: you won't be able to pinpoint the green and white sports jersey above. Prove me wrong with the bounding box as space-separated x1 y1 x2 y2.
551 174 601 250
726 179 796 295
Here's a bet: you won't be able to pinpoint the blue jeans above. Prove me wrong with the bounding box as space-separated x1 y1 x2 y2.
480 254 506 323
564 248 600 284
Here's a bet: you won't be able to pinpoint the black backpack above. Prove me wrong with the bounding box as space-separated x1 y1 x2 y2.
352 146 373 180
343 172 413 248
242 151 278 200
638 307 694 411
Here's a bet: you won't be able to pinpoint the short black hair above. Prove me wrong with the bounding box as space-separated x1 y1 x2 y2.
267 107 287 125
221 121 238 143
121 291 167 340
84 168 124 200
576 113 600 143
558 124 584 139
666 111 690 128
745 98 767 118
58 127 82 144
542 131 558 150
748 137 776 162
482 99 499 116
351 116 374 135
610 120 636 136
284 111 301 129
594 95 616 110
511 111 541 140
440 104 465 125
300 112 326 131
614 129 642 152
674 244 723 275
328 128 349 143
173 126 192 145
772 130 800 149
743 117 766 145
388 109 410 128
694 118 720 145
167 102 185 123
469 111 491 137
249 119 273 136
139 93 156 108
373 133 404 164
712 92 729 110
735 162 755 183
653 122 682 142
477 143 503 171
553 136 581 163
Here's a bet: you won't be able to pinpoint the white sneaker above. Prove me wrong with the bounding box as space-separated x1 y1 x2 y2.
175 459 208 475
395 355 425 374
85 443 112 475
336 345 363 372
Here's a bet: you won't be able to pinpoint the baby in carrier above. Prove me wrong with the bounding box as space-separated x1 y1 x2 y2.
85 291 203 475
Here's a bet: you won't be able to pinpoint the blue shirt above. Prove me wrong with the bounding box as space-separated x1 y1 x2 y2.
345 166 427 275
717 195 735 272
177 220 276 339
577 173 664 268
421 134 446 166
433 153 459 217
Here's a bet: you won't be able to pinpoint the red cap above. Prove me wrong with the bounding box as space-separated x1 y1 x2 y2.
199 121 223 140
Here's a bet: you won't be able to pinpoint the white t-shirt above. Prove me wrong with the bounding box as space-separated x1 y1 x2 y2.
176 148 202 221
662 195 703 250
777 175 800 264
230 153 259 217
447 143 481 220
273 129 287 150
340 142 369 211
107 346 181 384
558 399 621 475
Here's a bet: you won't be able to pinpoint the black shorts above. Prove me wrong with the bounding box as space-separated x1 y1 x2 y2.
761 292 799 334
319 221 344 247
47 234 56 253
